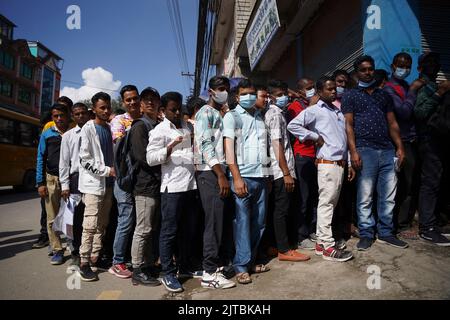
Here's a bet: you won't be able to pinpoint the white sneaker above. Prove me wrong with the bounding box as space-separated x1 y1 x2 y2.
201 271 236 289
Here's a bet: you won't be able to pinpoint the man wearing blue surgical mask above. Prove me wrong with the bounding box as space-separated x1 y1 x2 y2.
223 78 271 284
332 70 350 109
342 55 407 251
384 52 425 240
265 79 310 263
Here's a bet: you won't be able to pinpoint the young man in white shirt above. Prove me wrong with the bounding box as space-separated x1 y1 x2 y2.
146 92 197 293
59 103 90 269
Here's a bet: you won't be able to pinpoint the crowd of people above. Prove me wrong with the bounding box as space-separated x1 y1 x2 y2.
32 51 450 293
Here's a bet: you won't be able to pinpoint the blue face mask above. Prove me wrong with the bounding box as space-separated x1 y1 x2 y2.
239 94 257 110
336 86 345 98
358 79 376 88
394 67 411 80
275 95 289 109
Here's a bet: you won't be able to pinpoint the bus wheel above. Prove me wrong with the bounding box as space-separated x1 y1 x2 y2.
14 170 36 192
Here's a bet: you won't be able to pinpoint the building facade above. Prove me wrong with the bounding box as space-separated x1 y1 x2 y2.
196 0 449 91
0 14 63 118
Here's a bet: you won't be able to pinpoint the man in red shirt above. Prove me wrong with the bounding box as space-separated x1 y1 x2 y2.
287 77 318 250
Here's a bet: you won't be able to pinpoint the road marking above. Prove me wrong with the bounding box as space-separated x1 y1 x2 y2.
96 290 122 300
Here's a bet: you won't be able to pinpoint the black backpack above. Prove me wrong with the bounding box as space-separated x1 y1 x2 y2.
114 117 153 193
428 92 450 138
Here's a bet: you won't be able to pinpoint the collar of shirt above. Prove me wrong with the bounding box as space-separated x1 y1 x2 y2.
317 100 341 114
235 104 263 118
51 125 65 136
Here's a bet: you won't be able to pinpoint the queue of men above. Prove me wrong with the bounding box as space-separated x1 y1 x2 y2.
34 52 450 293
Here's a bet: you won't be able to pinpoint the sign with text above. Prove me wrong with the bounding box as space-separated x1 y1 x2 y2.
246 0 280 70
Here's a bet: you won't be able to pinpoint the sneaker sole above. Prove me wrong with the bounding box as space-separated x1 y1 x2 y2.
322 254 353 262
419 236 450 247
162 282 183 293
50 260 64 265
201 281 236 289
377 239 408 249
108 268 132 279
299 246 316 251
78 272 98 282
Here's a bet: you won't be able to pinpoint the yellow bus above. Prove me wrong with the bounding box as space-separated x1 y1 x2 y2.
0 106 40 191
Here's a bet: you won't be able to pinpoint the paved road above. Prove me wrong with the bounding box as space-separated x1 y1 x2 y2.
1 190 450 300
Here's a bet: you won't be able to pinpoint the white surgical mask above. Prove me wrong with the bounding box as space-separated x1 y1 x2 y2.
211 90 228 104
306 88 316 99
394 67 411 80
336 86 345 98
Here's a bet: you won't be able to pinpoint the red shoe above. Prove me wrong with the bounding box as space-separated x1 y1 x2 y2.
108 263 132 279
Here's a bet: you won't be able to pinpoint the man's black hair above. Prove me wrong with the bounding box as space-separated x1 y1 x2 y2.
120 85 139 99
91 92 111 107
267 79 288 94
72 102 88 112
316 76 335 92
236 78 255 93
186 97 206 117
354 55 375 71
392 52 412 65
332 69 349 80
56 96 73 108
209 76 230 90
374 69 389 87
50 103 69 115
161 91 183 108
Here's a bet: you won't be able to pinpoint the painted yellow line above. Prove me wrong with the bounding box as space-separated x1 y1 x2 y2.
96 290 122 300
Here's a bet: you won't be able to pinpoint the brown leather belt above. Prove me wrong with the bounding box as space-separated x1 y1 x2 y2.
315 159 346 167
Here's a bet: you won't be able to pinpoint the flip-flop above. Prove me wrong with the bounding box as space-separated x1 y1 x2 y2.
251 264 270 274
236 272 252 284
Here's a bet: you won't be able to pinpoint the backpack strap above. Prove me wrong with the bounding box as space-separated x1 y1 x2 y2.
385 82 406 101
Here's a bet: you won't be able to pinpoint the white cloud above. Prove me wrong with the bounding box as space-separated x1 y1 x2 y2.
60 67 122 102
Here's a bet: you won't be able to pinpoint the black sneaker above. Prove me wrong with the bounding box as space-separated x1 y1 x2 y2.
131 267 161 286
377 236 408 249
419 228 450 247
357 237 374 251
67 254 81 271
79 264 99 282
32 235 49 249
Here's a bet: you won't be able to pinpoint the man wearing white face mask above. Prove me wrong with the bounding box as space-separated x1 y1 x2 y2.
223 78 271 284
383 52 425 240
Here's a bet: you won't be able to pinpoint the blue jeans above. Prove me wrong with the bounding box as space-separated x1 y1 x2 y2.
356 147 397 239
112 181 135 265
231 177 268 274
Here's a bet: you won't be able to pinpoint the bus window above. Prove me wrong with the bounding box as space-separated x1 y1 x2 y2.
0 117 15 144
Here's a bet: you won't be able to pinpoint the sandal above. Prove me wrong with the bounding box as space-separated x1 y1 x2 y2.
236 272 252 284
251 264 270 274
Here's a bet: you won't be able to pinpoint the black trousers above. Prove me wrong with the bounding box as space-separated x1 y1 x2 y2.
294 155 318 241
196 170 225 274
40 198 48 237
272 177 294 253
418 137 448 232
394 141 420 232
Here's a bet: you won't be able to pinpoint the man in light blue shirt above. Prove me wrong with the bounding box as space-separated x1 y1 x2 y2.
288 76 354 262
223 79 270 284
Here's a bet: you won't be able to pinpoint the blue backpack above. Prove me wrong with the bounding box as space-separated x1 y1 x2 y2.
114 117 153 193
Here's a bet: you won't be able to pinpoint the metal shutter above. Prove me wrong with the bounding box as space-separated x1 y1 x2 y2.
303 17 363 79
420 0 450 81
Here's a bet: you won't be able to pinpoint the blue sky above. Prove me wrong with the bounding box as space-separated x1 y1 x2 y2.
0 0 198 101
